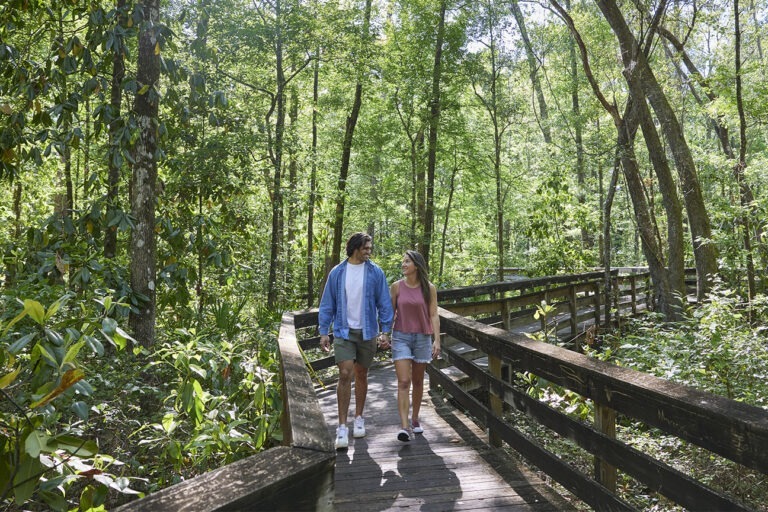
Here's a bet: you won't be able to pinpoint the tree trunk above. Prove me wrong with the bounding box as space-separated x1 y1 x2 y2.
596 0 718 300
307 47 319 308
734 0 756 300
105 0 126 260
267 0 287 309
439 151 459 280
658 23 765 291
128 0 161 347
286 83 299 285
511 0 551 143
550 0 680 319
567 0 589 249
330 0 372 266
422 0 446 268
603 158 619 326
616 108 676 319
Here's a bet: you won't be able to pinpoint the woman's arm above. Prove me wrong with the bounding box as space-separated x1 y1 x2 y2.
429 283 440 358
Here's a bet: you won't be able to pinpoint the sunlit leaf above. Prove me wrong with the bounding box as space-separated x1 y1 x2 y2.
24 300 45 325
30 368 85 408
0 366 21 389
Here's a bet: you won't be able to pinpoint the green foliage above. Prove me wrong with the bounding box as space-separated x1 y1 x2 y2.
128 305 282 489
610 288 768 406
0 293 140 510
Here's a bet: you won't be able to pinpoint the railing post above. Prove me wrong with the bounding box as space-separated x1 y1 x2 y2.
593 281 602 328
594 403 617 492
612 275 620 329
569 284 578 338
489 354 503 448
630 275 637 315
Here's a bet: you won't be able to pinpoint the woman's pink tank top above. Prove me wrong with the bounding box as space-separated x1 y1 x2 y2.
393 280 433 334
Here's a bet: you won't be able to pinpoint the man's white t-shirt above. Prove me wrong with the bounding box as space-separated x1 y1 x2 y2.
345 262 365 329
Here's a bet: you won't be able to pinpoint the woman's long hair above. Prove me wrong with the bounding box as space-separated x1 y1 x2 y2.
405 250 431 306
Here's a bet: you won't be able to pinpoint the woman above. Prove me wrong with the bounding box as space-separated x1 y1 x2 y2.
390 250 441 442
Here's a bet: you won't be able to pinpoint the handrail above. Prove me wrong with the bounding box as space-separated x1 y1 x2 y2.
116 311 334 512
431 307 767 511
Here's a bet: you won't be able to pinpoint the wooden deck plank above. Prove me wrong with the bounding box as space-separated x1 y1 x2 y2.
317 362 575 511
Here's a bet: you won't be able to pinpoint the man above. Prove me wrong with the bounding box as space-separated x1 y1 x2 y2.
319 232 394 449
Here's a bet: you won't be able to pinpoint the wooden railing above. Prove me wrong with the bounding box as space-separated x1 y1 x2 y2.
116 311 334 512
431 308 768 511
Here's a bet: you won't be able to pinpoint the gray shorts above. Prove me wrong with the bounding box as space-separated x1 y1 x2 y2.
334 328 377 368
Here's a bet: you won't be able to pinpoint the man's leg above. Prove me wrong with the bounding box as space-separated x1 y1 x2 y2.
337 359 355 426
353 363 368 417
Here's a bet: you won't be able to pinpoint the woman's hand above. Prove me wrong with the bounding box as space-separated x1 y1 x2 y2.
432 338 441 359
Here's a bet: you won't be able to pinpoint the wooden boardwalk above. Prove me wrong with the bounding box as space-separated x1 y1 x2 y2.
317 362 575 511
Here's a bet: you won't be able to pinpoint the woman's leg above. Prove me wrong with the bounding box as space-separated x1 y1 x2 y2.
411 362 427 423
395 358 412 429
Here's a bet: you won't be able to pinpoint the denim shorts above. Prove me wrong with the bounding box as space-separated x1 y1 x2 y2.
334 328 377 368
391 330 432 363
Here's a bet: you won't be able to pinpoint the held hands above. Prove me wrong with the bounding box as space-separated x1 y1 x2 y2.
377 332 391 350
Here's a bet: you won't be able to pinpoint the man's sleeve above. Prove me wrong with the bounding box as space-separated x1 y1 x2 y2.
377 270 394 332
318 274 335 335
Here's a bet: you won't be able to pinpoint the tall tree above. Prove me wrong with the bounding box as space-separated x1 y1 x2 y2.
105 0 128 259
129 0 162 346
422 0 447 267
733 0 757 300
551 0 683 318
596 0 718 299
469 0 514 281
330 0 373 267
510 0 551 143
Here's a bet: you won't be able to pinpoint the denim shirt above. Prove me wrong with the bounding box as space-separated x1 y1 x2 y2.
318 259 394 341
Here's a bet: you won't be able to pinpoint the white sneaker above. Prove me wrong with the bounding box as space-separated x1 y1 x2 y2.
397 429 411 442
335 425 349 450
353 416 366 438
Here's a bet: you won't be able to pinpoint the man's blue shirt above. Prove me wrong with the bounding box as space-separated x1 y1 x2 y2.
318 259 394 341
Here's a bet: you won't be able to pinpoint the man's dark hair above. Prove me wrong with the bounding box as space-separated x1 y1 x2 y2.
346 232 372 257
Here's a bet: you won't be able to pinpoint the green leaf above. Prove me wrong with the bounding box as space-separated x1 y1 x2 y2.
162 412 177 434
49 434 98 457
2 308 28 337
102 317 117 335
9 333 36 354
24 300 45 325
84 335 104 356
25 430 49 458
0 366 21 389
14 454 43 505
44 297 66 322
63 340 85 365
71 401 89 420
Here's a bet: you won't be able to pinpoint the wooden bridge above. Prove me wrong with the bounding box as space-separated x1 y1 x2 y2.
118 269 768 511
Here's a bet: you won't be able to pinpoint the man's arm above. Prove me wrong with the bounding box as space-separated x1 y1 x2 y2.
376 268 394 334
318 269 337 337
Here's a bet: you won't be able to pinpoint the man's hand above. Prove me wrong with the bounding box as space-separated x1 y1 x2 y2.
377 332 391 350
320 335 331 353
